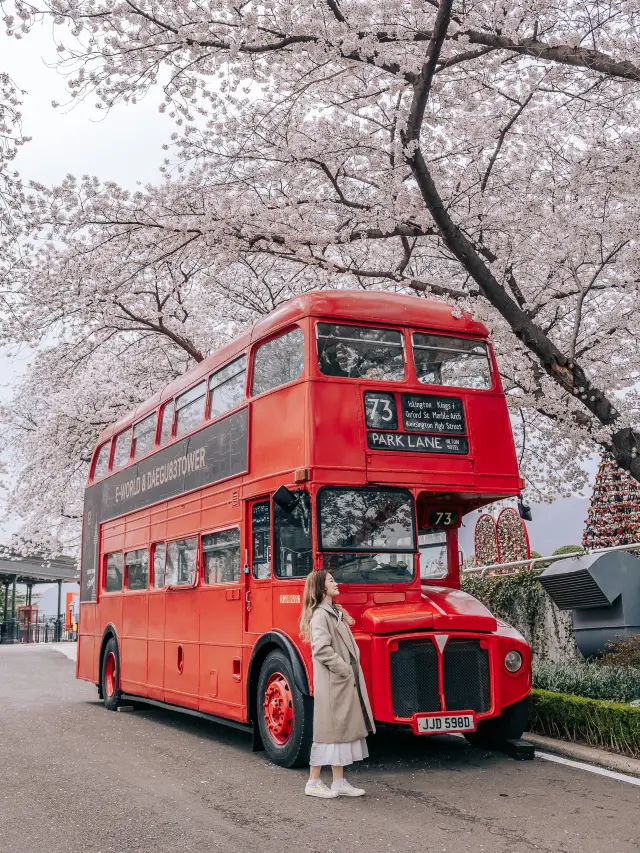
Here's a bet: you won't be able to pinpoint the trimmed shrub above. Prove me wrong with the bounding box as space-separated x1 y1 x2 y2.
533 660 640 703
529 689 640 758
551 545 584 557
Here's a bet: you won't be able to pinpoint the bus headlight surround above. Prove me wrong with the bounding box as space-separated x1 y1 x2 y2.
504 650 523 673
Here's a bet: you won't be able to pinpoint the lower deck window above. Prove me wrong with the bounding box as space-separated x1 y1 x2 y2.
105 552 123 592
165 538 197 586
419 531 448 580
126 549 149 590
153 543 166 588
203 529 240 584
274 492 312 578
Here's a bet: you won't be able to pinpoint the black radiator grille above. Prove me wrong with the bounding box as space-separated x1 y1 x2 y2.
442 639 490 713
390 639 440 717
390 637 492 718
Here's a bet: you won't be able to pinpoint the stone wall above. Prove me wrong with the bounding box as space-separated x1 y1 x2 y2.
461 569 580 663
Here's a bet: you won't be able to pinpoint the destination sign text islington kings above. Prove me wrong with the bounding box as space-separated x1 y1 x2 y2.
401 394 466 434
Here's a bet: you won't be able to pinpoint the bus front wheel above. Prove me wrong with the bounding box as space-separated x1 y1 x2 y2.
101 637 123 711
256 649 313 768
464 696 529 747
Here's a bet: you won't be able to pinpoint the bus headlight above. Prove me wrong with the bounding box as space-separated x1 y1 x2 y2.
504 650 523 673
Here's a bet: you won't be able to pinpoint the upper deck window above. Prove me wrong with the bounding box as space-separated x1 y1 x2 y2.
93 442 110 480
132 413 156 460
112 428 132 470
175 381 206 438
159 401 173 445
209 355 246 418
252 327 304 396
412 334 491 390
316 323 404 382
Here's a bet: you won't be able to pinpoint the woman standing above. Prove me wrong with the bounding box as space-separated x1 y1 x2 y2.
299 569 375 798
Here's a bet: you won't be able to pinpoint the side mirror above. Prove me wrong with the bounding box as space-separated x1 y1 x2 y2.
518 500 532 521
273 485 300 513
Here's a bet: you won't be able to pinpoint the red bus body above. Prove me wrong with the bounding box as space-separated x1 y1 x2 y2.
77 291 531 765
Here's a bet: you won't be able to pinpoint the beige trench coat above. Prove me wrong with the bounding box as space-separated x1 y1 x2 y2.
310 601 376 744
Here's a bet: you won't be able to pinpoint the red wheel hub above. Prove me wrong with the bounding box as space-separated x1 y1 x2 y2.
105 651 117 698
263 672 294 745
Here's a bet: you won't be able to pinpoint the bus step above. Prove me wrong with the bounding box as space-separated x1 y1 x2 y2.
498 739 535 761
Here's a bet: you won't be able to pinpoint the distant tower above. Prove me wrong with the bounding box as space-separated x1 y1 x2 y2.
583 454 640 550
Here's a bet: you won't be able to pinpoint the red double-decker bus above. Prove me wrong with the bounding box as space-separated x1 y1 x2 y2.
77 291 531 767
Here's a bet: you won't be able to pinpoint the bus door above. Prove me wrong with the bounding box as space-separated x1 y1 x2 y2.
245 499 273 636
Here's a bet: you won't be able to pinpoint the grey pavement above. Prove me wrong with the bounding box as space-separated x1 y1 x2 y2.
0 645 638 853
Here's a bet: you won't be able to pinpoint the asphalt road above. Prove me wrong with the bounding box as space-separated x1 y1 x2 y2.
1 646 638 853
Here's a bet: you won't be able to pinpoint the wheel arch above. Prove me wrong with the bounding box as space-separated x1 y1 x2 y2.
98 624 119 684
246 631 310 727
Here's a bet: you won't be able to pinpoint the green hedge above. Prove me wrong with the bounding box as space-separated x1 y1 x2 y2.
530 688 640 758
533 660 640 703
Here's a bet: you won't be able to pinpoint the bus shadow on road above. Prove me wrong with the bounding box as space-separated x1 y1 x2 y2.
99 700 510 773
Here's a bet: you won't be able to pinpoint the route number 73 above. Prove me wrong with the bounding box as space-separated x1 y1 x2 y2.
369 396 394 422
428 510 459 527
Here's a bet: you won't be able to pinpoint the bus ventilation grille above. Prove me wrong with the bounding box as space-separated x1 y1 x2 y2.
390 638 491 718
390 639 440 717
442 639 490 714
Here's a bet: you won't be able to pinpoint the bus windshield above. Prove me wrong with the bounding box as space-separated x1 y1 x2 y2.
318 487 415 584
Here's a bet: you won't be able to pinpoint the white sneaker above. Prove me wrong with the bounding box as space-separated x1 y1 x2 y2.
331 780 365 797
305 780 338 798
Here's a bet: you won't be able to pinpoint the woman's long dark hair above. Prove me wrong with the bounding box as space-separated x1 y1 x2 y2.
299 569 328 642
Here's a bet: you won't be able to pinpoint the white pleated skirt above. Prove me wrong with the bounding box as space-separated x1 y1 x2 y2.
309 737 369 767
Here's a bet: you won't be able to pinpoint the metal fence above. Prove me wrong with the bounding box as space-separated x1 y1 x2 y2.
0 619 77 644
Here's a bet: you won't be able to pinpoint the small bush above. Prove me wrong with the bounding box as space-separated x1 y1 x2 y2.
533 659 640 703
551 545 584 557
530 689 640 758
597 634 640 669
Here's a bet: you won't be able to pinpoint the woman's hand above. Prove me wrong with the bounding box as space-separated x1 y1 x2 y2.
336 604 355 626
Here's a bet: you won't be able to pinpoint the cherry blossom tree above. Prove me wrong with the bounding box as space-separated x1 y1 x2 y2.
0 70 25 283
2 0 640 545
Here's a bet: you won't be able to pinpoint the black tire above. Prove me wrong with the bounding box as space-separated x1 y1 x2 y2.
464 696 529 746
256 649 313 768
101 637 123 711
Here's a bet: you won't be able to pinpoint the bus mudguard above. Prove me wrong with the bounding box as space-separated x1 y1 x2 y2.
246 631 310 718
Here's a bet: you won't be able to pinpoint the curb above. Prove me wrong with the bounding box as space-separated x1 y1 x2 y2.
523 732 640 778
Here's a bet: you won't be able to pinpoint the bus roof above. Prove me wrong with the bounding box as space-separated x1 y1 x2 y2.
97 290 487 445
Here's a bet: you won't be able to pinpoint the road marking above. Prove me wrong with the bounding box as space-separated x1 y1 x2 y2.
536 750 640 787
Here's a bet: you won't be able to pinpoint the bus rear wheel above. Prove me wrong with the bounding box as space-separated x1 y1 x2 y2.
257 649 312 768
464 696 529 746
101 637 123 711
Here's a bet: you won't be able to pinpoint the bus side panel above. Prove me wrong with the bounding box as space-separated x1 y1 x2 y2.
121 508 151 693
164 588 200 709
199 586 244 721
147 505 167 700
77 602 97 682
309 382 365 477
249 384 307 480
466 394 520 488
121 592 149 694
147 591 165 701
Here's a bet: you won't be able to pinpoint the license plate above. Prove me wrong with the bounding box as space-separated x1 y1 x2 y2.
416 713 475 733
